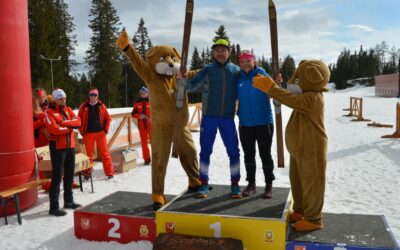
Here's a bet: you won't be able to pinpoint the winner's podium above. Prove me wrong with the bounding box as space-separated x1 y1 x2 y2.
156 184 292 250
74 191 173 244
286 213 400 250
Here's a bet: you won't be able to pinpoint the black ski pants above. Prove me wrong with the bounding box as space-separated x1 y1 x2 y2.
239 124 275 184
49 140 75 210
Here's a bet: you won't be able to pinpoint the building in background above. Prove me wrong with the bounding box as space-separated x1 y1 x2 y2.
375 73 399 97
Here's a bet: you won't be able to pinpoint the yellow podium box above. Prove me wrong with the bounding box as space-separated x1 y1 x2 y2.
156 185 292 250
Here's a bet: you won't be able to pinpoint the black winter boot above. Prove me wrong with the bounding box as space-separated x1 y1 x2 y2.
64 202 82 209
263 183 273 199
242 182 256 197
49 209 67 216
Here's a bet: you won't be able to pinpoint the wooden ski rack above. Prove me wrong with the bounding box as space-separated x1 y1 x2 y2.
367 122 393 128
382 103 400 138
343 97 370 121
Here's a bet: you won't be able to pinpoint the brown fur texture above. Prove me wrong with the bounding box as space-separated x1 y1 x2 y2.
117 32 200 205
253 60 330 230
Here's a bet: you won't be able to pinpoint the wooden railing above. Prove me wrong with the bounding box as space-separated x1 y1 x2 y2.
188 103 202 131
107 103 203 152
108 112 140 152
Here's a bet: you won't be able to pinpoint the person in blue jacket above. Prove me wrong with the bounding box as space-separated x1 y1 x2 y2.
236 50 275 198
185 39 241 198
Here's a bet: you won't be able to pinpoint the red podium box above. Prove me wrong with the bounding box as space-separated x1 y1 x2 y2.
74 191 169 244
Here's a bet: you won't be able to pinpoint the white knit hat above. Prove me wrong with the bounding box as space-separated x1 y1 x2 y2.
52 89 66 100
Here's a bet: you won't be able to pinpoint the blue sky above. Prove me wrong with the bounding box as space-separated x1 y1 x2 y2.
65 0 400 75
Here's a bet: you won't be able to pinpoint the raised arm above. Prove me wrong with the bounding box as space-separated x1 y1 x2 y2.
116 31 151 83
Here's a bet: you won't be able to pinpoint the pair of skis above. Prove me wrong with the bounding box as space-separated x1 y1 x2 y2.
172 0 284 168
268 0 285 168
171 0 194 158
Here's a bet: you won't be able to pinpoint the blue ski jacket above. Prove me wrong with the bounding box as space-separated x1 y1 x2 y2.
187 60 240 119
237 66 274 126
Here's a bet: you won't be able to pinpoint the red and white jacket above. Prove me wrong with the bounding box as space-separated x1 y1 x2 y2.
45 103 81 149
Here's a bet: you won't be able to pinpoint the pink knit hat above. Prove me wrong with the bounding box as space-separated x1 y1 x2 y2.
239 50 255 62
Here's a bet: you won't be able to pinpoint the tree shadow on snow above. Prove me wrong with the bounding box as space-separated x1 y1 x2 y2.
328 139 400 165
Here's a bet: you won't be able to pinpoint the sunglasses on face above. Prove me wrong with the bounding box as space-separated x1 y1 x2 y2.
89 94 98 97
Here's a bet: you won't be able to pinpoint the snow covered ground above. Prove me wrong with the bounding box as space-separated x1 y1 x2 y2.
1 85 399 249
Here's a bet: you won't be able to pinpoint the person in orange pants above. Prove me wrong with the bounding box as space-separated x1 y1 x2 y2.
78 88 114 179
131 87 151 165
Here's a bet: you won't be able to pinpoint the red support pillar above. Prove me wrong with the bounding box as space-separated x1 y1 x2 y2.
0 0 37 215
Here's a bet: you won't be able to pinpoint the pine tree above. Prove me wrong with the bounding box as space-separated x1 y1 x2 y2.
281 55 295 83
29 0 53 91
29 0 76 99
213 25 230 43
385 46 398 74
259 55 271 75
229 43 237 64
205 47 212 63
357 45 367 78
329 63 336 83
132 17 153 59
53 0 78 105
349 51 358 81
71 73 91 105
86 0 123 107
200 48 207 65
375 41 388 73
188 47 203 103
190 47 203 70
236 44 241 57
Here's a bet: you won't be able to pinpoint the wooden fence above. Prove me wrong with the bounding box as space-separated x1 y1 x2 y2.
108 112 140 152
106 103 202 152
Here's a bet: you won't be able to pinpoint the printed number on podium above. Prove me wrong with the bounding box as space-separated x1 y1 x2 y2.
210 222 221 238
108 218 121 238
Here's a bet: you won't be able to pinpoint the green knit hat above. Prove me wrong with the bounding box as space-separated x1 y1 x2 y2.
212 39 230 50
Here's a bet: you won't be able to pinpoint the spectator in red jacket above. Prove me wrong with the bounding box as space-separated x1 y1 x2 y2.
33 88 49 148
45 89 81 216
33 88 52 191
131 87 151 165
78 88 114 179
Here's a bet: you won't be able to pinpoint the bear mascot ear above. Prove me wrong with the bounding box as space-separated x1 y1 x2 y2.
172 47 182 61
305 66 324 84
146 46 160 59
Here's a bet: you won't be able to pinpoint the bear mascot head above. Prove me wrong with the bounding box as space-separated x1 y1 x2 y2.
146 46 181 76
286 60 330 94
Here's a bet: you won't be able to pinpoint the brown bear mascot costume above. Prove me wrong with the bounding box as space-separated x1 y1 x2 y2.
116 31 201 210
253 60 330 231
